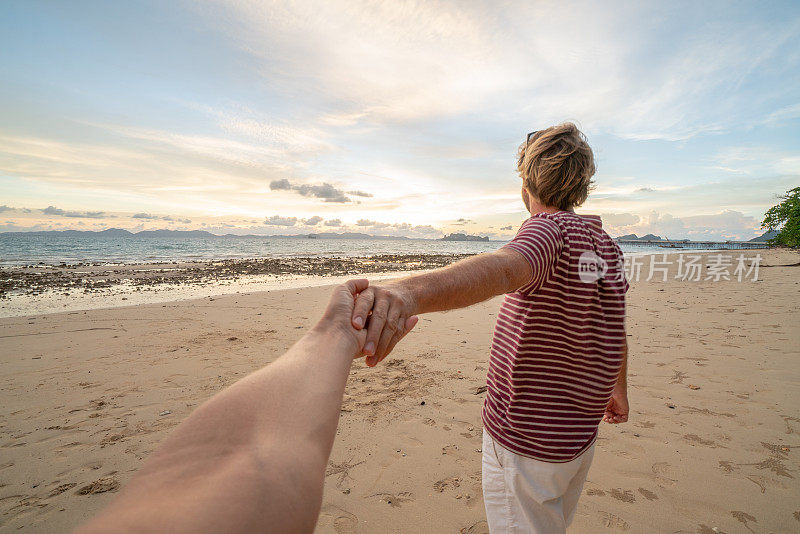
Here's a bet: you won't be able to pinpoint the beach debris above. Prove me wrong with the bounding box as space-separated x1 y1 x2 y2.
667 404 676 409
159 410 171 416
342 488 350 494
420 401 425 406
474 385 488 395
226 336 238 341
688 384 701 390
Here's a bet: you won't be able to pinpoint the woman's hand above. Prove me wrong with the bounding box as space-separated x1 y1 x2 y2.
314 279 374 357
350 283 418 366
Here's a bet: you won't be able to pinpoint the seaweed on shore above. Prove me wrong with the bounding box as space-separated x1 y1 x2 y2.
0 254 475 298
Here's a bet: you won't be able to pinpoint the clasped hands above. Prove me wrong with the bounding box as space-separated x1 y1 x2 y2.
320 279 417 366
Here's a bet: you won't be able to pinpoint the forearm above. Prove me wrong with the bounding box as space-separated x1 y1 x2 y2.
615 337 628 390
396 252 520 315
77 326 356 534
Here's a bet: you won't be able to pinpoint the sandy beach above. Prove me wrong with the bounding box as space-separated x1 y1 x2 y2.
1 249 798 533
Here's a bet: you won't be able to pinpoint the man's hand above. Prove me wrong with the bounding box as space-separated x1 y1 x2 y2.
316 279 373 356
603 388 629 424
351 283 418 367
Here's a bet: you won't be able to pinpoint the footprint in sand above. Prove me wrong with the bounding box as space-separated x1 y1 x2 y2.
609 488 635 503
333 514 358 534
48 482 77 497
718 460 737 473
433 476 461 493
650 462 677 486
460 520 489 534
730 511 757 532
75 477 119 495
442 444 459 455
597 511 630 531
320 504 359 534
683 434 719 447
637 488 658 501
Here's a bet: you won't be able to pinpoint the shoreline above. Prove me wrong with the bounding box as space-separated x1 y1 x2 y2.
0 249 779 318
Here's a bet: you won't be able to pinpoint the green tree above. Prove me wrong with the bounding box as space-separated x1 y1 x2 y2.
762 187 800 247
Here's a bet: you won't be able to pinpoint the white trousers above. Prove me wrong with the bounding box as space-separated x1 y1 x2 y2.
482 430 595 534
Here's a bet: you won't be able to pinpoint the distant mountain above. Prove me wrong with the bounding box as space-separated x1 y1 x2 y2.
749 230 778 242
0 228 415 240
616 233 663 241
440 233 489 242
0 228 133 237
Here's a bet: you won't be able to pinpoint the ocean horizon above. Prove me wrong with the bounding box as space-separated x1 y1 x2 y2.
0 232 769 267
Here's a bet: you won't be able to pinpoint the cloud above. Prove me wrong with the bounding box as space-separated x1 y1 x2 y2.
0 205 12 213
41 206 106 218
453 218 473 226
270 179 369 203
500 225 513 230
206 0 800 141
352 218 442 238
356 218 391 228
131 213 193 224
264 215 298 226
603 209 760 241
133 213 172 221
324 218 342 227
347 190 373 198
712 147 800 177
600 213 641 228
303 215 323 226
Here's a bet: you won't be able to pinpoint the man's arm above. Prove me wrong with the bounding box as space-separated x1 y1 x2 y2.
77 280 416 534
351 248 532 366
603 337 629 424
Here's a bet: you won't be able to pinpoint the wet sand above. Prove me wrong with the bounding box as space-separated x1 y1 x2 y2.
0 249 798 533
0 255 474 318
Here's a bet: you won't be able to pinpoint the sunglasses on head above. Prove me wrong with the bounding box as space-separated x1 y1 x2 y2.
525 130 540 149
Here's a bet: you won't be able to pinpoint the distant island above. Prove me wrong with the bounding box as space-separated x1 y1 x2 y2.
439 233 489 242
615 233 665 241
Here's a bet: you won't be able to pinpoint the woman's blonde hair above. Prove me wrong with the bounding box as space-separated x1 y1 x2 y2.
517 122 595 211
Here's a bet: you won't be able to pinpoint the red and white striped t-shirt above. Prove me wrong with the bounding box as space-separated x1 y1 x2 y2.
482 211 628 463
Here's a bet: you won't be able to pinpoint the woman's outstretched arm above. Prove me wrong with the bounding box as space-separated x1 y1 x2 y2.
76 279 416 534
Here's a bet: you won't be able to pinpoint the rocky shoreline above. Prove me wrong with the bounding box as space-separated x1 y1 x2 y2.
0 254 476 298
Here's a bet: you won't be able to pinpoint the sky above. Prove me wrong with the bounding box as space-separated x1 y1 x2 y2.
0 0 798 240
